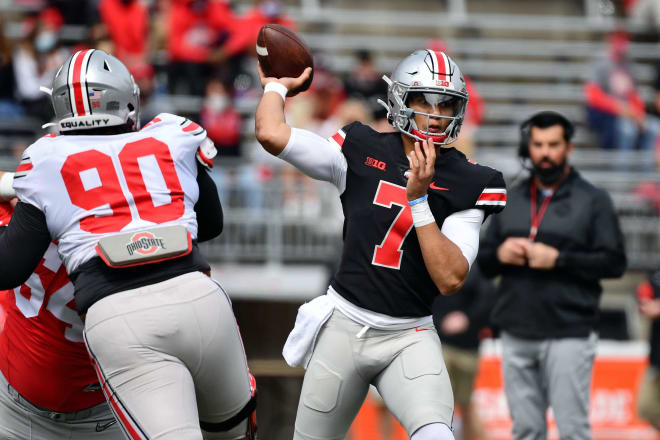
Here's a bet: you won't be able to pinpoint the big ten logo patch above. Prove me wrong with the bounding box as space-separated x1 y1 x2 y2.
365 156 387 171
126 232 166 256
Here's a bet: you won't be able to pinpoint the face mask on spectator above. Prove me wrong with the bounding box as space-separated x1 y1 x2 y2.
205 94 229 112
35 31 57 53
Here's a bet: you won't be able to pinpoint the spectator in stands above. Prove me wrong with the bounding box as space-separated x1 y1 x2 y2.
200 78 266 218
220 0 294 62
0 17 21 120
479 111 627 440
216 0 295 98
167 0 234 95
13 15 65 123
93 0 156 119
636 272 660 431
584 29 659 150
98 0 150 70
344 50 382 105
427 39 484 159
433 264 494 440
200 79 242 157
288 64 346 137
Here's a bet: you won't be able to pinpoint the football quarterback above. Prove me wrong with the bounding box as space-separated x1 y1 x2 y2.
255 50 506 440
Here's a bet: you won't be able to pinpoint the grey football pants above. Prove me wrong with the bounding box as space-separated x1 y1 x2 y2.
0 370 121 440
294 309 454 440
84 272 253 440
501 331 597 440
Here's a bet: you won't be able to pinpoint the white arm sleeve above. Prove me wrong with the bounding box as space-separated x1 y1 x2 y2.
278 127 348 193
440 208 485 269
0 172 15 200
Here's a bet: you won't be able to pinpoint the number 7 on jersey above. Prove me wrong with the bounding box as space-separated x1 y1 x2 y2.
372 181 414 270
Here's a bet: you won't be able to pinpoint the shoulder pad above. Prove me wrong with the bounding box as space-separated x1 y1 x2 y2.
143 113 181 127
143 113 206 136
14 152 35 179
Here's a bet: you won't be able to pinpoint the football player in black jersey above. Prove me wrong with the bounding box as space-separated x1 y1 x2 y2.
255 49 506 440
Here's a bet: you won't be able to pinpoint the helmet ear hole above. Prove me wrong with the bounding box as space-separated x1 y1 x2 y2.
103 60 111 72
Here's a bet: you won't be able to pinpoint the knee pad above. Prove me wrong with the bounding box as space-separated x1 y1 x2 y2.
411 423 454 440
200 393 258 440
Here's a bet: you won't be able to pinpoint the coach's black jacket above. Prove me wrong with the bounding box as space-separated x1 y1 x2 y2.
478 168 626 339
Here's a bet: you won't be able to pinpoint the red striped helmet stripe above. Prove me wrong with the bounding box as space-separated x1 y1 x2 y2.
434 50 449 80
68 49 94 117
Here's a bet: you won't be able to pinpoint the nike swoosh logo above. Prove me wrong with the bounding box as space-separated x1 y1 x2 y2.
415 328 429 332
429 182 449 191
96 420 117 432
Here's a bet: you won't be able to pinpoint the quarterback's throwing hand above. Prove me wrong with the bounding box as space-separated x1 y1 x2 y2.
257 63 312 98
407 137 436 201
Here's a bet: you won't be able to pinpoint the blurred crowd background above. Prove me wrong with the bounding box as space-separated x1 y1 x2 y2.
3 0 660 437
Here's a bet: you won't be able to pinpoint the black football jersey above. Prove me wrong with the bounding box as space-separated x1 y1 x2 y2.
329 122 506 318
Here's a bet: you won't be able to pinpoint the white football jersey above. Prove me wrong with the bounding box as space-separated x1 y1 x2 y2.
13 113 216 273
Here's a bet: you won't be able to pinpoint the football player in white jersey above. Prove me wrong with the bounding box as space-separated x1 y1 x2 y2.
0 174 122 439
0 51 257 440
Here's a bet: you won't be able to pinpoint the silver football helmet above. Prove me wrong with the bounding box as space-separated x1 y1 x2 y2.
379 49 468 146
47 49 140 132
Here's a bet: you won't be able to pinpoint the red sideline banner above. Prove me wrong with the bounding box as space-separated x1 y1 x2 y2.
349 340 659 440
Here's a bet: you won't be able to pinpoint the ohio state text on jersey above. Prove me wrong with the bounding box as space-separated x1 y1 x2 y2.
13 113 210 274
330 122 506 317
0 203 104 412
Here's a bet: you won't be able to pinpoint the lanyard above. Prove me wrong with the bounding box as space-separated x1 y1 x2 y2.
529 179 553 241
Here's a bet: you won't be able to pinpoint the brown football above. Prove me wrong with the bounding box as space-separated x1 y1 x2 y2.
257 24 314 93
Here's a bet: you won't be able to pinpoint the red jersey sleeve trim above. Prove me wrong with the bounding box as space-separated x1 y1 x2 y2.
329 129 346 149
476 188 507 206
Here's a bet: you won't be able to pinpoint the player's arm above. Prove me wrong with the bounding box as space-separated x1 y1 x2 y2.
254 64 312 155
254 65 347 192
407 138 471 295
195 161 223 242
0 201 51 289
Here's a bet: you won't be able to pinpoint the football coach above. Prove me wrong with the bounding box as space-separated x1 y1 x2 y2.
478 110 627 440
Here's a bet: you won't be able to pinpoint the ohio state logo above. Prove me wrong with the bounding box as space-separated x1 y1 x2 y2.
126 232 166 256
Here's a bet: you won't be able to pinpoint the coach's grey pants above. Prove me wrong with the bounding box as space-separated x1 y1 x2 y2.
0 370 121 440
84 272 252 440
501 331 597 440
